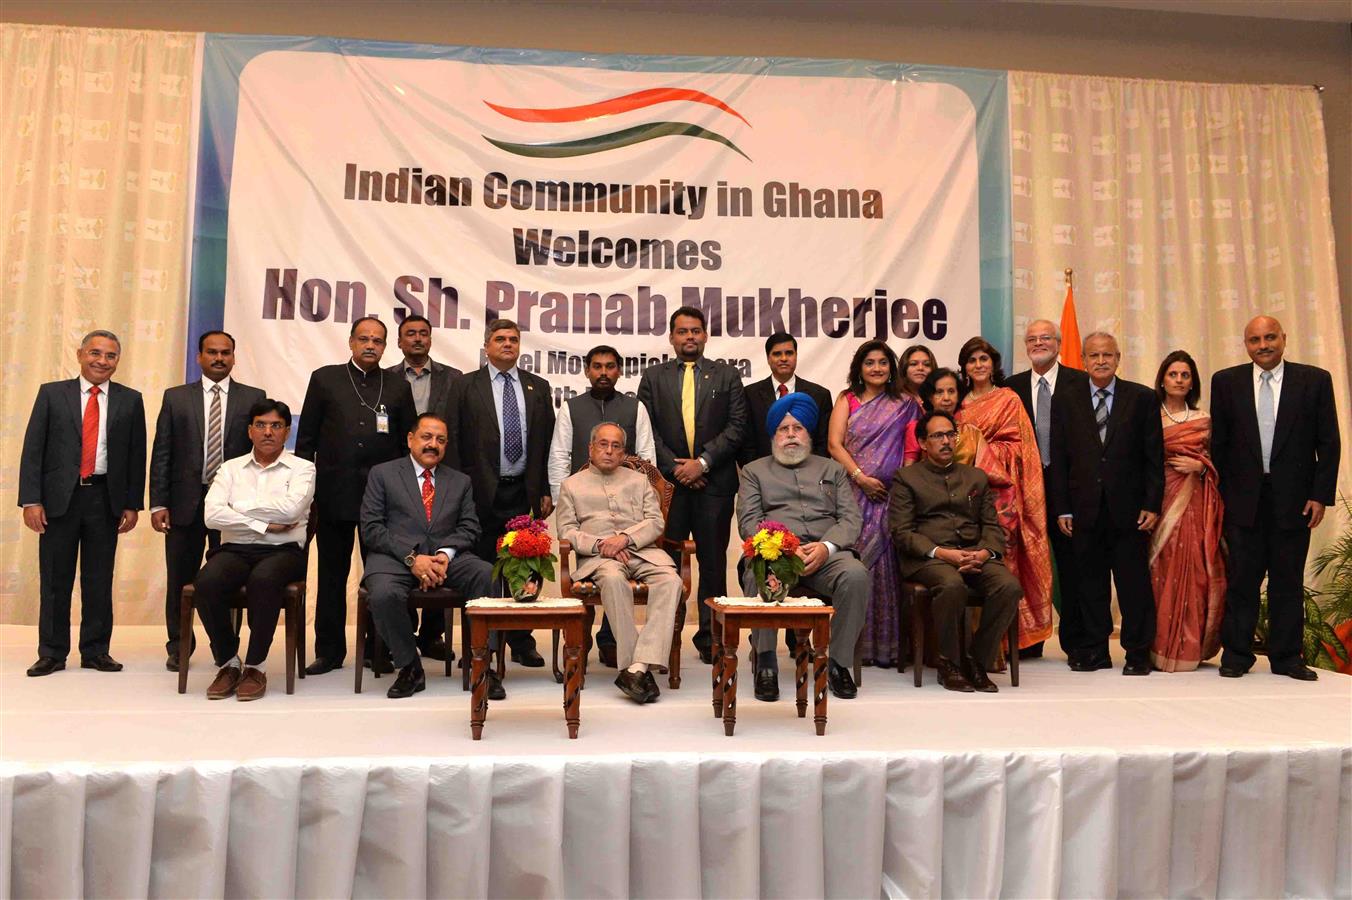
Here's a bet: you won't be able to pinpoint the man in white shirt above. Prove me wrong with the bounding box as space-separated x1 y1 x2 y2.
195 399 316 701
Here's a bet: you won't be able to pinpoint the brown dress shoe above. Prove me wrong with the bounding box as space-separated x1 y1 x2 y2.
236 667 267 701
963 657 999 693
936 658 975 692
207 666 242 700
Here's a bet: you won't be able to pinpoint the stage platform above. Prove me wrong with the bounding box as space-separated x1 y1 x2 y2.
3 624 1350 898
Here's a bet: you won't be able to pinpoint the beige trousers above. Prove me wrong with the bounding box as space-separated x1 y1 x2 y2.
590 557 683 669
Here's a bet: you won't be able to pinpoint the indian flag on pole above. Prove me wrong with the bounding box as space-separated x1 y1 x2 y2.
1060 268 1083 369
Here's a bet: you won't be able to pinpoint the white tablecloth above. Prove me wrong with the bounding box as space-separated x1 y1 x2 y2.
5 746 1349 899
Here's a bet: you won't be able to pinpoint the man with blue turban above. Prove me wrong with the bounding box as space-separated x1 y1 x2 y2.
736 393 868 701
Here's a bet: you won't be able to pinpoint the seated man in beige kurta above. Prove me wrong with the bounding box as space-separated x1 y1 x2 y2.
556 422 682 704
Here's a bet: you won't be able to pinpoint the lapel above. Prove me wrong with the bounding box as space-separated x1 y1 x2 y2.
64 378 82 431
430 363 450 409
104 382 121 434
694 356 713 411
520 371 541 426
190 382 207 449
1101 382 1125 450
430 464 451 524
1236 367 1264 465
477 368 500 444
1269 364 1299 460
400 458 427 526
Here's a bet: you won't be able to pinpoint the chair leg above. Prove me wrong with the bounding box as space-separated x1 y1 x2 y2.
551 629 564 684
443 607 454 679
284 593 297 695
178 587 194 694
581 605 596 690
668 598 684 690
895 586 908 675
912 588 925 688
297 591 307 678
1009 614 1020 687
461 607 471 691
853 628 863 688
354 593 367 694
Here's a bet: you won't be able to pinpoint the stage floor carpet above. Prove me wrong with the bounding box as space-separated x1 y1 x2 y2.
3 624 1350 898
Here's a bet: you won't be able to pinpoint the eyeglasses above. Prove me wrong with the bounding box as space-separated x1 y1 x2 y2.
925 430 958 442
250 422 287 432
1024 335 1057 345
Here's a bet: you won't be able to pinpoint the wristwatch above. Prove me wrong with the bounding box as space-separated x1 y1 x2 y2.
404 550 418 568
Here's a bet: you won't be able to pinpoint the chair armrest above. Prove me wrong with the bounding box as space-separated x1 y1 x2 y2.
657 537 696 598
559 539 575 595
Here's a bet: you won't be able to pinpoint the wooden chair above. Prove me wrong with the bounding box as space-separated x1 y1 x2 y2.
903 578 1020 688
553 455 694 689
354 586 491 693
176 504 315 695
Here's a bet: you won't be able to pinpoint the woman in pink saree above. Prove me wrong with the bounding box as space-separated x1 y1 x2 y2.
955 337 1054 650
1149 351 1226 671
828 341 921 666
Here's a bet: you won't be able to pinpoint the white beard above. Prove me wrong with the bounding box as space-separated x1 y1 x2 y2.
772 443 810 466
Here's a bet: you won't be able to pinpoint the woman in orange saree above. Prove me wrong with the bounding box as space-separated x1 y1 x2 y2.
1148 351 1226 671
954 338 1054 649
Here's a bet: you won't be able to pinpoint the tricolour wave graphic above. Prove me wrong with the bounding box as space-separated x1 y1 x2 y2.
483 88 750 160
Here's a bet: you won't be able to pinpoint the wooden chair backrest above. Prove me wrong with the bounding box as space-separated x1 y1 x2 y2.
576 455 673 521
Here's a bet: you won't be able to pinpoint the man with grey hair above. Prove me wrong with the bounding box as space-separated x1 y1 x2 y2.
1006 317 1088 659
20 330 146 676
1049 331 1163 675
556 422 681 704
736 393 867 702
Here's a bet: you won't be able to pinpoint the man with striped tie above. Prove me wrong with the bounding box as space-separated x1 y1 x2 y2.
150 331 265 671
1049 332 1164 676
20 330 146 677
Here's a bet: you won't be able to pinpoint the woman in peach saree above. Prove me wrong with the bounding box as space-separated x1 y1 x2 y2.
1148 351 1226 671
954 337 1054 650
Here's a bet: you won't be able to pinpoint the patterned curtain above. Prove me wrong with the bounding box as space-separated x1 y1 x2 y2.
1009 71 1350 574
1 25 197 625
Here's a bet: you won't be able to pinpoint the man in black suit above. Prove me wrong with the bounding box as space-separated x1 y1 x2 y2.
295 316 418 674
637 306 747 662
388 313 463 661
439 319 554 666
1006 318 1089 660
360 414 497 699
1211 315 1341 681
150 331 265 670
19 330 146 676
738 332 832 465
1049 331 1163 675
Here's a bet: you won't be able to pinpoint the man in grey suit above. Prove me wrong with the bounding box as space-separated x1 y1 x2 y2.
637 306 747 663
20 330 146 676
737 393 866 702
150 331 265 670
360 413 497 700
388 313 463 661
556 422 683 704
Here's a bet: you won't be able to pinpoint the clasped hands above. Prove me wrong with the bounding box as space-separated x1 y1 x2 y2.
410 552 450 590
672 457 707 489
935 546 992 573
597 533 633 563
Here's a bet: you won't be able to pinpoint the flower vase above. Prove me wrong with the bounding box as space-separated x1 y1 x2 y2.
512 572 543 603
759 580 789 603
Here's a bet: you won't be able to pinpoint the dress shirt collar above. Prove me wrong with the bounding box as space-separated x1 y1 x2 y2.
1033 362 1059 390
79 375 111 395
920 457 957 475
403 358 433 376
488 363 521 381
1090 376 1117 397
203 375 232 394
410 455 437 480
246 449 297 471
1253 360 1285 385
771 375 797 395
349 359 380 378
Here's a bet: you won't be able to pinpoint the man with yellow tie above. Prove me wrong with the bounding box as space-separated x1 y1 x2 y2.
637 306 747 663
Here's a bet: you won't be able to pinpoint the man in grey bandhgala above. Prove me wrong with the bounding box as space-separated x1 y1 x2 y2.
737 392 867 702
556 422 682 705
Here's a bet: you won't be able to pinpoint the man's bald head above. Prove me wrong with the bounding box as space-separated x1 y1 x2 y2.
1243 315 1286 370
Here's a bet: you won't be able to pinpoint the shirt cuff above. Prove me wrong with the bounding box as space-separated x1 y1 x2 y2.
698 455 710 472
822 541 837 556
436 547 456 562
150 506 166 514
928 547 938 558
246 516 268 535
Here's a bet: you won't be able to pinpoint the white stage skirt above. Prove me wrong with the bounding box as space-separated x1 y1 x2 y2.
2 626 1349 898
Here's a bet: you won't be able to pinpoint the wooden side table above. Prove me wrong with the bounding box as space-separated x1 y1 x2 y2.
705 598 833 736
467 599 586 740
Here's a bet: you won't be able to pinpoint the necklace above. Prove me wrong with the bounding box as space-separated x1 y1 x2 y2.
1161 403 1192 424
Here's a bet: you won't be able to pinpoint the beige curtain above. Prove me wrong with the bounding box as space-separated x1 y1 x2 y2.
1 24 197 625
1009 71 1350 574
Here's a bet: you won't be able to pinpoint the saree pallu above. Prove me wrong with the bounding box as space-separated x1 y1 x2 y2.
846 392 921 664
956 388 1054 647
1148 417 1226 671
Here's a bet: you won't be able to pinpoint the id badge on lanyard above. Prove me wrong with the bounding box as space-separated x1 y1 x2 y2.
375 404 390 434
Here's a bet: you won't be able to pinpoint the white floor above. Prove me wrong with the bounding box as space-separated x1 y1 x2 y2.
3 624 1348 765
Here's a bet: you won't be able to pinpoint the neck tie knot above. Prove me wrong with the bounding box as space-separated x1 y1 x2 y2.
89 384 100 396
1260 370 1273 383
1038 376 1048 389
778 383 788 398
1096 387 1108 399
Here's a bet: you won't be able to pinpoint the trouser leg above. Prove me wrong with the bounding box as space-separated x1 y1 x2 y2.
593 560 638 669
1071 520 1115 658
164 502 209 656
1265 525 1312 669
193 546 255 666
690 491 734 651
911 560 970 662
803 554 869 668
479 480 537 655
37 501 82 659
737 565 779 666
75 484 118 658
365 570 420 669
1220 520 1267 671
314 516 356 664
628 558 682 668
242 546 307 666
1109 524 1155 662
967 562 1023 668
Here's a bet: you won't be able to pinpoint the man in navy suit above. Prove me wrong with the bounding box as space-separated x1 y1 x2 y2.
738 332 832 465
19 330 146 676
1211 315 1341 680
150 331 265 670
361 414 495 699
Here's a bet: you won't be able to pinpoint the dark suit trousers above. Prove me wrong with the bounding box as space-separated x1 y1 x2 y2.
664 486 735 652
909 557 1021 666
163 486 219 656
315 516 366 664
1043 463 1078 638
1063 512 1155 663
1221 480 1312 671
194 543 307 666
474 478 537 654
367 554 494 668
37 483 118 659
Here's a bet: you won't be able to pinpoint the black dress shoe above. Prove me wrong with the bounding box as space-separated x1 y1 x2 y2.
27 656 65 677
511 647 545 667
418 638 449 662
1018 642 1045 660
614 670 650 704
697 645 714 665
1273 663 1319 681
364 656 394 675
387 663 426 699
1068 652 1112 672
1218 664 1246 678
597 643 618 668
754 668 779 702
305 657 341 675
165 656 179 672
485 669 507 701
641 670 660 702
936 658 974 692
81 653 123 672
828 661 857 699
1122 660 1152 676
963 657 999 693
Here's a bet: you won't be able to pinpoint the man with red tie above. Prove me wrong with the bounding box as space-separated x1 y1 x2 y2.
19 330 147 676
